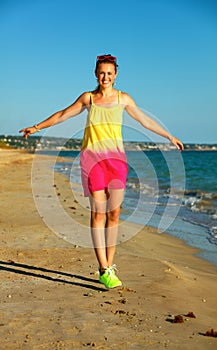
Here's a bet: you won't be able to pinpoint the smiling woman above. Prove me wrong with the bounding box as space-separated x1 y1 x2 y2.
19 53 183 289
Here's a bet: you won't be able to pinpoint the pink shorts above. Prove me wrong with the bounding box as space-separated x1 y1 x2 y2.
81 158 128 197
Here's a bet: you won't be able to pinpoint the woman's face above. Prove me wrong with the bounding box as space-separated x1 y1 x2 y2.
95 63 117 89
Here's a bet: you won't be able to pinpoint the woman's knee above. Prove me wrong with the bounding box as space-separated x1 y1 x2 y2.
107 207 121 222
91 211 105 223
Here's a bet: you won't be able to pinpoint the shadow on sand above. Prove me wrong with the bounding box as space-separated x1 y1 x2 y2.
0 260 107 292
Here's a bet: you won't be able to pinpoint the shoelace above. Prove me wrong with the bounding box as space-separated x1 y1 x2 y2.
98 264 118 276
107 264 118 275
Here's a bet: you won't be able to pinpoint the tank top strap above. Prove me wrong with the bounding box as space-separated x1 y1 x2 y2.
118 90 121 104
89 92 94 105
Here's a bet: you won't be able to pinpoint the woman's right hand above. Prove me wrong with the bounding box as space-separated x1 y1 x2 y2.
19 126 37 139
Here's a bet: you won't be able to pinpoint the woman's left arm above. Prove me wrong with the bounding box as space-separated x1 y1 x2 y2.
122 93 184 151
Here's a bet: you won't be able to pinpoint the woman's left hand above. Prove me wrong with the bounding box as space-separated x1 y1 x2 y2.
169 136 184 151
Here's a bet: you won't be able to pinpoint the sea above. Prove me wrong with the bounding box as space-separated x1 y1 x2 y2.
43 149 217 267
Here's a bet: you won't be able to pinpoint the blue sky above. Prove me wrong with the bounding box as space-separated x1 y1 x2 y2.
1 0 217 143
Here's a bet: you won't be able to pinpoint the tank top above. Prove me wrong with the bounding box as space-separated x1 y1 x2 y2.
81 90 126 160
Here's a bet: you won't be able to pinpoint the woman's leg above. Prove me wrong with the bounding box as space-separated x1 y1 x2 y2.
89 190 108 271
105 188 125 266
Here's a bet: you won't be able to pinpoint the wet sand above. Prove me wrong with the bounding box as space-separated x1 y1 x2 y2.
0 149 216 349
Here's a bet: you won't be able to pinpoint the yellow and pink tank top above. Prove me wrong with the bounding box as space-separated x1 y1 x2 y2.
80 90 128 196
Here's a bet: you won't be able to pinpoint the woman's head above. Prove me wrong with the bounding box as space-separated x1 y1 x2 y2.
95 54 118 75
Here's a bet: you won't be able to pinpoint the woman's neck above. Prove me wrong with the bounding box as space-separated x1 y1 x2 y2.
97 86 115 98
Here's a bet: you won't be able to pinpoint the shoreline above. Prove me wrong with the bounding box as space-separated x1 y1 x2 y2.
0 149 217 349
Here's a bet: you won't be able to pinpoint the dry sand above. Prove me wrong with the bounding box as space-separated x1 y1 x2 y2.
0 149 216 350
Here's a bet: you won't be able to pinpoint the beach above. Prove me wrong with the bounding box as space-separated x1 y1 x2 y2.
0 149 217 350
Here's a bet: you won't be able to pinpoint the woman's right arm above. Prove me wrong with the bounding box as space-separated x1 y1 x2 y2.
19 92 90 139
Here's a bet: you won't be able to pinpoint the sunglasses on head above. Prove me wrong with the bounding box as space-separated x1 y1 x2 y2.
97 55 117 62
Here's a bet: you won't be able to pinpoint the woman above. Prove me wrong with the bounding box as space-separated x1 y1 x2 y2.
20 54 183 289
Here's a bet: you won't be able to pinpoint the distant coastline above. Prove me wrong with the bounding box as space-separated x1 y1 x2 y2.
1 134 217 151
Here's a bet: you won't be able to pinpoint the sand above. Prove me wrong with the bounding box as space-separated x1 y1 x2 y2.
0 149 216 350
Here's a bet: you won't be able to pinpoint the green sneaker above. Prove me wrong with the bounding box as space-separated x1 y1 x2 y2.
99 265 122 289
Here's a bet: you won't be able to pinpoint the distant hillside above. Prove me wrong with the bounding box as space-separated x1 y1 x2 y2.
0 140 14 149
0 135 217 151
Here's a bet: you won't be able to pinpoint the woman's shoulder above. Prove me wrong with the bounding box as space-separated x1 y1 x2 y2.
120 91 129 98
76 91 92 106
119 91 136 106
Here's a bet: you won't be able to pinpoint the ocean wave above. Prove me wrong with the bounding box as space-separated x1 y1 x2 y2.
208 226 217 245
181 190 217 216
126 182 217 217
126 181 157 196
